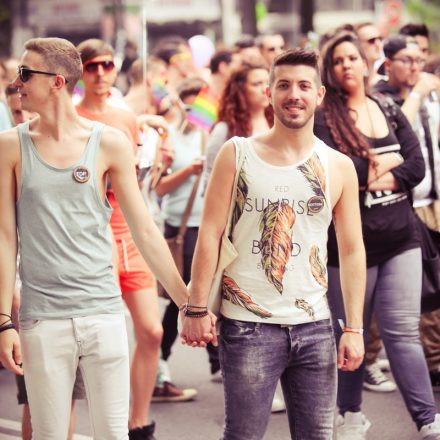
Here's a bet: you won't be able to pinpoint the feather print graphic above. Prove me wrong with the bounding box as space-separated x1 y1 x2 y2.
259 201 295 294
295 298 316 320
231 164 249 232
298 153 326 200
309 245 328 289
222 275 273 318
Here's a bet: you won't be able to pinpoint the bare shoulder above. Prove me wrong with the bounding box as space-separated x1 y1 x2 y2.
215 138 237 168
99 125 134 157
0 127 20 166
327 146 356 176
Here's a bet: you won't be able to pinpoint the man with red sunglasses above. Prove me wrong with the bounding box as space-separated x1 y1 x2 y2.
0 37 199 440
75 38 165 440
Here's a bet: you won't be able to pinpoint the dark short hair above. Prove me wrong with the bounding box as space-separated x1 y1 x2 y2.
399 23 429 39
76 39 114 65
176 77 206 101
210 50 233 74
234 35 256 50
269 49 321 87
154 44 182 65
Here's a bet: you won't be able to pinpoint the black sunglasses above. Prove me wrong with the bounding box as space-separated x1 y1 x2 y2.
17 66 67 83
83 60 115 73
366 37 382 45
267 46 285 52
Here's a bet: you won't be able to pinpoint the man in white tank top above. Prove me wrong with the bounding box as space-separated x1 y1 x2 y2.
0 37 206 440
182 49 366 440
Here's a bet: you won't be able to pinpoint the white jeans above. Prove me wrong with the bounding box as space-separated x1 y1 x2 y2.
20 313 130 440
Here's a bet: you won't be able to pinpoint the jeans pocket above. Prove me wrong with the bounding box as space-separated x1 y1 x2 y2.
221 318 259 339
19 320 42 331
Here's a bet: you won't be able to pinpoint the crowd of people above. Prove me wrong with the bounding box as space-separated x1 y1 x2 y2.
0 18 439 440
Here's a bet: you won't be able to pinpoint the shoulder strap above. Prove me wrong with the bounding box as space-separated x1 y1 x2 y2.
224 136 246 238
176 174 201 240
176 129 207 239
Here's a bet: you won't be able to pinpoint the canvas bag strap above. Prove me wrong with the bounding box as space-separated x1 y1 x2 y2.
224 136 246 238
176 130 207 241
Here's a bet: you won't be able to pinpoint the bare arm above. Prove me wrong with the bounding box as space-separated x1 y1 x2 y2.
401 73 440 124
181 140 236 344
332 154 366 372
367 171 399 191
367 153 403 185
104 129 189 307
0 130 22 375
155 161 203 197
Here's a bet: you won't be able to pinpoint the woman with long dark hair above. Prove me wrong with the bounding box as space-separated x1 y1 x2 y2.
204 64 273 183
314 31 440 439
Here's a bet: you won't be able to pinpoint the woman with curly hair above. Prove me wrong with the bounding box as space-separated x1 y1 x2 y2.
314 31 440 439
204 64 273 184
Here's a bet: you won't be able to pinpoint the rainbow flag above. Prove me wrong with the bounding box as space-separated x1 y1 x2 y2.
73 79 84 98
152 80 169 107
187 86 219 131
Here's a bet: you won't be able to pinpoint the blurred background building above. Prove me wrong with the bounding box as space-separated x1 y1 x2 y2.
0 0 439 60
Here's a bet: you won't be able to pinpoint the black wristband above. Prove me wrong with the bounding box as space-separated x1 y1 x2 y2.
184 309 209 318
0 323 15 333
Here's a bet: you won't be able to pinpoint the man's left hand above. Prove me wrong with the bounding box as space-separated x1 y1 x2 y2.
337 332 364 371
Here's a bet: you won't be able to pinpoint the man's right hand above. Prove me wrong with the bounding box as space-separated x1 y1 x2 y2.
0 329 23 375
181 312 218 348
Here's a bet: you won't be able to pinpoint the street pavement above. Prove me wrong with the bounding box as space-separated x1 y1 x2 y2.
1 303 439 440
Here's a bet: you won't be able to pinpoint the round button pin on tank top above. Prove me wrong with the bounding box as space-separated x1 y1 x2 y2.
72 166 90 183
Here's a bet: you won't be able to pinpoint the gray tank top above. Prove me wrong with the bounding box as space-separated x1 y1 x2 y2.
17 121 122 320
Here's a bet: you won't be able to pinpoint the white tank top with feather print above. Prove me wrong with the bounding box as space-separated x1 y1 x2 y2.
220 136 332 325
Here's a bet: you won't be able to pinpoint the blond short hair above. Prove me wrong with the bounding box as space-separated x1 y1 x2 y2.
24 37 82 94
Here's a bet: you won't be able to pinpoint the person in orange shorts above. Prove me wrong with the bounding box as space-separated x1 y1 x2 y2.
76 38 162 440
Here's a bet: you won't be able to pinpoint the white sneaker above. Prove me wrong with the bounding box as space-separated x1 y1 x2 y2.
271 392 286 413
363 361 397 392
376 358 391 372
420 414 440 439
335 411 371 440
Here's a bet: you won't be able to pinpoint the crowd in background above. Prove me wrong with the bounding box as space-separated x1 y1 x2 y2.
0 19 440 440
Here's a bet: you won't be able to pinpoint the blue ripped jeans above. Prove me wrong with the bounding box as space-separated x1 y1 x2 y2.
219 317 337 440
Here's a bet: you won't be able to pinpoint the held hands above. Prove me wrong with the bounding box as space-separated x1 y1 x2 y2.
0 329 23 375
337 332 365 371
180 310 218 348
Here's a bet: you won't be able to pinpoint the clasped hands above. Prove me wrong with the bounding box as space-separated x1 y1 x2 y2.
180 310 218 348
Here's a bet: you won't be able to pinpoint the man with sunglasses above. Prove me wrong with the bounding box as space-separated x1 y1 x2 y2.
257 33 286 69
0 37 199 440
354 22 384 86
75 38 170 440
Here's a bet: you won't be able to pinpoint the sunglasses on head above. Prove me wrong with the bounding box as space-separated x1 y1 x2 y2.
83 60 115 73
17 66 67 83
366 36 382 45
